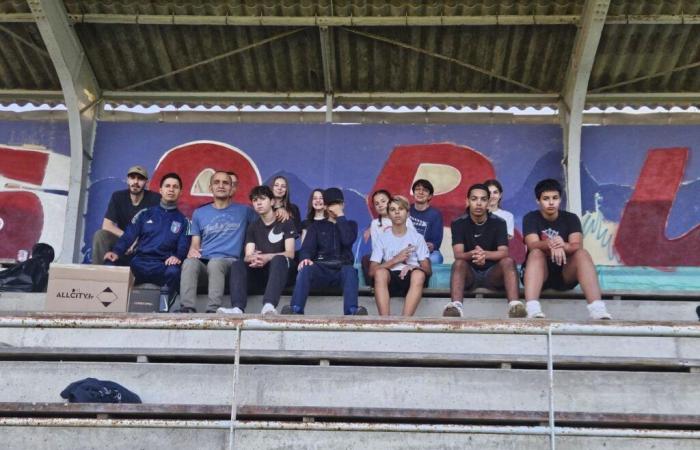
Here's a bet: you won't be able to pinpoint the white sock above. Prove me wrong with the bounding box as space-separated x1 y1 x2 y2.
526 300 542 315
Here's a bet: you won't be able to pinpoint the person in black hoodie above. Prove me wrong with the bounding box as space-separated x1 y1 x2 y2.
281 188 367 316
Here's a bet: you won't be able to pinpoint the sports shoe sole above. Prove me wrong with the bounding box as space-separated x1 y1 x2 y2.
353 306 369 316
508 302 527 318
443 306 462 318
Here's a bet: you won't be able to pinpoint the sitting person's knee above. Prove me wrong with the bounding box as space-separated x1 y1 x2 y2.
411 269 426 284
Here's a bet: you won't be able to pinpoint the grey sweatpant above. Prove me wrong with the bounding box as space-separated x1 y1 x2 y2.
179 257 234 311
91 229 119 265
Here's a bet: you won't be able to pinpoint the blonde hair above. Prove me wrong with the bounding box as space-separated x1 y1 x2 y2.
388 195 409 211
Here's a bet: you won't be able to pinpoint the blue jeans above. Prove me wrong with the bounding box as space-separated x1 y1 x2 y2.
289 263 359 315
130 256 181 296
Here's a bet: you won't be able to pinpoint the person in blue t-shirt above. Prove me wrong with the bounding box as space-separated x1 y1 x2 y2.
409 179 444 264
104 173 189 311
176 170 256 313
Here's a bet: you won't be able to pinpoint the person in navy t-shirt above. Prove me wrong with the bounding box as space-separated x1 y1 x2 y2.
409 179 444 265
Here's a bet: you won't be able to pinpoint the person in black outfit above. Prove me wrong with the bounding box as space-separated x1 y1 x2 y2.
225 186 296 315
270 175 302 236
444 184 524 318
92 165 160 265
521 178 612 320
282 188 367 316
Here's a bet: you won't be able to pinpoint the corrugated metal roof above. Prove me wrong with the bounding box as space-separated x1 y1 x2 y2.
0 1 697 108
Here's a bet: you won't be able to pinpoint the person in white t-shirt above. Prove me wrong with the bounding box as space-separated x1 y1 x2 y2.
369 195 431 316
485 179 515 239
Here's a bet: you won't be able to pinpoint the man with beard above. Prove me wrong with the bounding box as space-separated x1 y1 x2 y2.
443 183 524 318
176 170 256 313
104 173 189 312
92 166 160 265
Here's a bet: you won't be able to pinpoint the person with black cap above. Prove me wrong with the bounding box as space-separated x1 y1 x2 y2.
281 187 368 316
92 165 161 265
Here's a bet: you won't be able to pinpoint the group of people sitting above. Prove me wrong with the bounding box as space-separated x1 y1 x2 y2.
92 165 611 320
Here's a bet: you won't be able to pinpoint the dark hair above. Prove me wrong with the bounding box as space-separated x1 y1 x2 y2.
306 188 327 221
160 172 182 188
227 171 239 181
484 179 503 207
467 183 490 199
411 179 434 196
372 189 392 227
535 178 563 199
249 185 274 201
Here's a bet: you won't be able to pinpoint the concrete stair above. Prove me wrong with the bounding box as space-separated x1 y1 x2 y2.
1 293 699 449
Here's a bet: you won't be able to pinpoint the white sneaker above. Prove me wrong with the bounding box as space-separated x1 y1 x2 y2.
216 306 243 314
508 300 527 318
526 300 546 319
261 303 277 315
442 301 463 318
587 300 612 320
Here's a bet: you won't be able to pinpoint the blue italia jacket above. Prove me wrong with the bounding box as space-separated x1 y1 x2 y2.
299 216 357 265
113 204 189 261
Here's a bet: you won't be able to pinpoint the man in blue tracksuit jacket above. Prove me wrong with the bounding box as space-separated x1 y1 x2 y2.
281 188 367 316
105 172 189 310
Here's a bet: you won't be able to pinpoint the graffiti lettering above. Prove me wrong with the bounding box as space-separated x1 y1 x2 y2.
615 148 700 266
369 143 496 224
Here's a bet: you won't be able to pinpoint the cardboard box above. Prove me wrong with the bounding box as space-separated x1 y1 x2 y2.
46 264 134 313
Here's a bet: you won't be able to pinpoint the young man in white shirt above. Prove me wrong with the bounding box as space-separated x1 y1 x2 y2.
369 195 432 316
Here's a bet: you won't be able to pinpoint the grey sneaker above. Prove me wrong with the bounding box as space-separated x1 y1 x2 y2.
442 301 463 318
217 306 243 314
353 306 368 315
508 300 527 318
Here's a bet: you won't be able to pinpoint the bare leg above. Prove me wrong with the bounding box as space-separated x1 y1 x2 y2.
450 259 470 302
524 249 548 301
374 268 391 316
487 257 519 301
402 269 426 316
562 249 601 303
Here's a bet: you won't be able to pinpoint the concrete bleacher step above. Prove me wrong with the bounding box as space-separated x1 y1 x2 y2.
3 420 699 450
2 314 700 449
3 361 699 416
2 314 700 370
1 291 699 321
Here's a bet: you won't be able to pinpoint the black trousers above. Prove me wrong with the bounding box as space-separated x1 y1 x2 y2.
229 255 294 311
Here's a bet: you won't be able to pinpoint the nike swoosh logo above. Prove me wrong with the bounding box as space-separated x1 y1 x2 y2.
268 229 284 243
474 234 482 238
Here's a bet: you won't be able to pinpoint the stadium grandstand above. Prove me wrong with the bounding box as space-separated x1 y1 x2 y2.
0 0 699 448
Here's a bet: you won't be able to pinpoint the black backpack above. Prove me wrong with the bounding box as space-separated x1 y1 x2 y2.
0 243 54 293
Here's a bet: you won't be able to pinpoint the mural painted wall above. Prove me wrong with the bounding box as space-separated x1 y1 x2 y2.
0 120 70 260
83 122 564 264
581 125 700 267
80 122 700 270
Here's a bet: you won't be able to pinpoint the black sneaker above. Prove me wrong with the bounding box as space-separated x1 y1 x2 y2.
353 306 368 316
174 306 196 313
280 305 294 315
